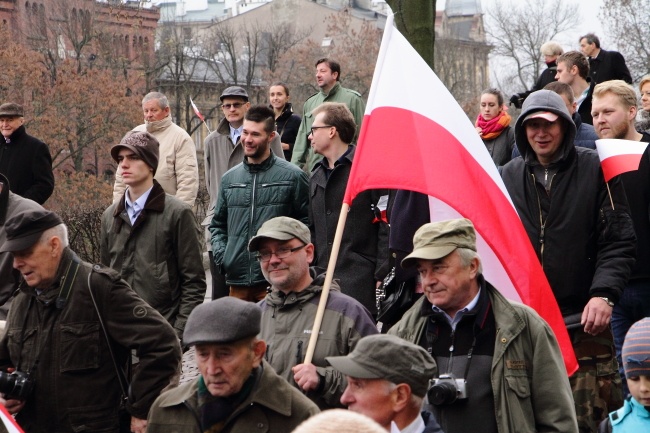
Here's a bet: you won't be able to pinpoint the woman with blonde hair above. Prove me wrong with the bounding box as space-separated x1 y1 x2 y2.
475 88 515 166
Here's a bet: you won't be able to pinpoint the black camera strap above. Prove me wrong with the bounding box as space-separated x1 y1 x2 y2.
444 336 476 382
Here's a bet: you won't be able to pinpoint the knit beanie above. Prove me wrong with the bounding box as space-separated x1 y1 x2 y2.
110 131 160 175
622 318 650 379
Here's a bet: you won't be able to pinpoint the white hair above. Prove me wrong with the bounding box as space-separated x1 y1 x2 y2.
39 223 69 248
456 247 482 274
291 409 386 433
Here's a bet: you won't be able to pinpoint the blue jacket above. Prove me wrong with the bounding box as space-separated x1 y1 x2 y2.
598 397 650 432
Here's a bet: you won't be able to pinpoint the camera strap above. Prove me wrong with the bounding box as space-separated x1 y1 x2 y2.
444 336 476 382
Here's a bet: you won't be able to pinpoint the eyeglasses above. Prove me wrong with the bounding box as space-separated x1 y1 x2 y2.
255 244 306 262
221 102 245 109
309 125 333 136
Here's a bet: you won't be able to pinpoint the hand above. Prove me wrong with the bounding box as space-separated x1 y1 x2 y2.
131 416 147 433
376 280 382 290
0 396 25 414
475 126 483 135
581 297 613 335
281 142 290 150
292 363 320 392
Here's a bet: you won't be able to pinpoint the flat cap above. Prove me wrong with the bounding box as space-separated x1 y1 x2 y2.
110 131 160 175
183 297 261 346
0 209 63 253
220 86 249 101
0 103 24 118
402 218 476 269
327 334 437 397
248 216 311 252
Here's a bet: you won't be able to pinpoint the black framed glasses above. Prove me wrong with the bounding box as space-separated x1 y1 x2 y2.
221 102 245 109
256 245 306 262
309 125 333 136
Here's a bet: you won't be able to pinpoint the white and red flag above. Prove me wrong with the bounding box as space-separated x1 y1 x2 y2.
0 405 24 433
190 97 205 122
595 139 649 182
343 15 577 374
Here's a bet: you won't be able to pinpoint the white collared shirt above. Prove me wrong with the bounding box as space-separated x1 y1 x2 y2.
230 125 243 144
399 414 426 433
125 185 153 225
431 289 481 330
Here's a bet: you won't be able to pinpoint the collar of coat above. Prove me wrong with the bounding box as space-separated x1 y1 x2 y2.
144 115 172 134
321 82 341 98
264 267 341 309
20 247 79 305
243 153 276 173
112 180 166 233
1 125 26 145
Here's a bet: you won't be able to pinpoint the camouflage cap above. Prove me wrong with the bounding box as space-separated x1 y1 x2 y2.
401 218 477 269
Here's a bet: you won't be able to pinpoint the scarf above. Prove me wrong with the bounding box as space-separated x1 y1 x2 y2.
475 111 511 140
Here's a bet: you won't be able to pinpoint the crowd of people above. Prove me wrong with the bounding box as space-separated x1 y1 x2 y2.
0 33 648 433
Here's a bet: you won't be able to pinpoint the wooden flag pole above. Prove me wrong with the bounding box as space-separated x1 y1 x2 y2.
304 202 350 364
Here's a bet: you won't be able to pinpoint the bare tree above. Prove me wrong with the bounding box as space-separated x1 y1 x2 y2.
485 0 580 93
600 0 650 81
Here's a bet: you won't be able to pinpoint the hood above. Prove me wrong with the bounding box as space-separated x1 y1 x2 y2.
514 89 576 165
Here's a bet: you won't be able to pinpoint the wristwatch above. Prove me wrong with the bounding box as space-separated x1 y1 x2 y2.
597 296 615 307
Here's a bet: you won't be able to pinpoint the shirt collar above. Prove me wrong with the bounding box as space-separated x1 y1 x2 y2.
398 414 426 433
318 145 352 171
230 124 243 143
125 185 154 224
431 288 481 330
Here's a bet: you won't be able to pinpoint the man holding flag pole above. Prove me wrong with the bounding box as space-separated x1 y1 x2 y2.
591 80 650 395
303 12 581 433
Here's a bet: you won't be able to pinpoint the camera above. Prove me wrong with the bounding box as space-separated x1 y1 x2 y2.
428 373 467 405
0 370 34 400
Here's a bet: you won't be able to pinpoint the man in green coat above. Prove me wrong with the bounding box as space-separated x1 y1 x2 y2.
147 297 319 433
291 58 365 172
388 218 578 433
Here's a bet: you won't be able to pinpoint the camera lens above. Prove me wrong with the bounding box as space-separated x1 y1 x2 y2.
428 381 459 405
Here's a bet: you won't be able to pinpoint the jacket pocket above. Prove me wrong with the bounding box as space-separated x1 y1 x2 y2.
259 181 293 204
60 322 100 373
7 327 37 369
504 375 535 432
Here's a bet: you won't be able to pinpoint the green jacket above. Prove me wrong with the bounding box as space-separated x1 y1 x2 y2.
209 154 309 286
290 82 366 171
0 248 181 433
259 269 378 409
389 282 578 433
147 360 319 433
101 181 206 337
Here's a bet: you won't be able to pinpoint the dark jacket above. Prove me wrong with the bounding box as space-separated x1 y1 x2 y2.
0 126 54 204
0 248 181 433
0 173 43 308
259 269 378 409
511 63 558 108
101 181 206 337
502 90 636 315
273 103 301 161
482 126 515 167
309 146 390 312
210 154 309 286
147 361 320 433
577 81 596 125
589 49 633 85
422 411 444 433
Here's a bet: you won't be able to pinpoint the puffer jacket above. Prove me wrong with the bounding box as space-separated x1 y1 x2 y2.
210 154 309 286
502 90 635 315
113 116 199 208
389 281 578 433
101 181 206 336
258 269 377 409
0 248 181 433
147 361 319 433
291 82 366 171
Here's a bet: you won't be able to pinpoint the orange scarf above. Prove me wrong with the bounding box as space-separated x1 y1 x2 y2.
475 111 511 140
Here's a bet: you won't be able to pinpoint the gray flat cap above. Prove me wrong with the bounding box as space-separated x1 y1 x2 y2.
183 297 261 346
220 86 249 101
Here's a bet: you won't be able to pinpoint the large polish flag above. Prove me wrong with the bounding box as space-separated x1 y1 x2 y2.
343 15 577 374
595 139 649 182
0 405 24 433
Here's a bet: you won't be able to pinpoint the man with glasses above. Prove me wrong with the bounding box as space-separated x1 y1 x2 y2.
309 102 389 315
250 216 377 409
209 106 308 302
204 87 284 300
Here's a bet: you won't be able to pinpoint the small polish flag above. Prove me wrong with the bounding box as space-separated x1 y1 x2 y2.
0 405 25 433
595 139 649 182
190 97 205 122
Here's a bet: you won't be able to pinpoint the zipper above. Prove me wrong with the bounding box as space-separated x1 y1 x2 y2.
248 172 258 285
532 170 556 267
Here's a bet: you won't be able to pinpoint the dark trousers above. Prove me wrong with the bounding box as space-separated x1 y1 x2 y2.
208 250 228 300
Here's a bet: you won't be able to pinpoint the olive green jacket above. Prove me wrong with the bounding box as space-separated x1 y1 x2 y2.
389 282 578 433
147 360 319 433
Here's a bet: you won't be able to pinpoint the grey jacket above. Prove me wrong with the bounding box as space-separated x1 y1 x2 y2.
389 282 578 433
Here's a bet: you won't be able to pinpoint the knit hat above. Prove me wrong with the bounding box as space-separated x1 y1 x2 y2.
110 131 160 175
622 318 650 378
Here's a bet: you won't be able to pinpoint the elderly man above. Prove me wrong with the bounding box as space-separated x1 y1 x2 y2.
203 86 284 300
113 92 199 208
388 219 578 433
249 216 377 409
509 40 563 109
327 334 443 432
147 297 319 432
0 209 181 433
501 89 636 432
209 106 309 302
0 103 54 204
579 33 632 85
591 80 650 394
101 131 205 338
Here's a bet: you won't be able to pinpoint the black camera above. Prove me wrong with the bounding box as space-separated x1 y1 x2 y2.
428 373 468 405
0 370 34 400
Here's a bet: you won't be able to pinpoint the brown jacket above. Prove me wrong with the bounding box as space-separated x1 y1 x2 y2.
0 248 181 433
147 360 319 433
